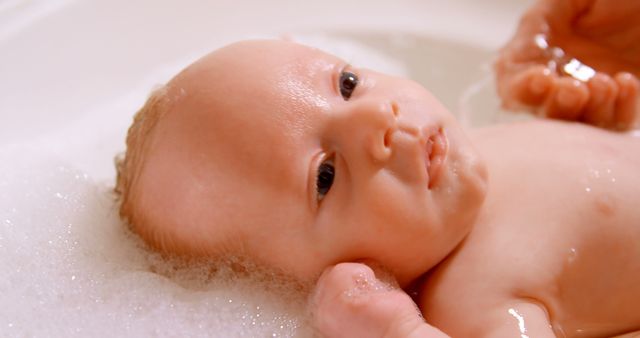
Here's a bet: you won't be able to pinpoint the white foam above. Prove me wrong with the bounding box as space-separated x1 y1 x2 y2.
0 148 311 337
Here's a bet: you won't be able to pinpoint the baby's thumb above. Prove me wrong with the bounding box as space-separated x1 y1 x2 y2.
384 305 451 338
362 287 450 338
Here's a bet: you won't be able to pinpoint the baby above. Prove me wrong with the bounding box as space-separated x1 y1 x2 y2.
115 0 640 327
114 38 640 337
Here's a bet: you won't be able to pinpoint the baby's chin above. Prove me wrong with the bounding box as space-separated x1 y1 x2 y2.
434 126 488 237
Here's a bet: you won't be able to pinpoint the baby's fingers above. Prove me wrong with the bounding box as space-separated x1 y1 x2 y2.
310 263 449 338
310 263 389 337
613 72 640 130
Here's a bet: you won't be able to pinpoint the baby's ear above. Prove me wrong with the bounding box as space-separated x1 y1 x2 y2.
278 33 295 42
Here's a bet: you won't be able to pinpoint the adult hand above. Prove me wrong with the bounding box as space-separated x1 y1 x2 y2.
495 0 640 130
309 262 449 338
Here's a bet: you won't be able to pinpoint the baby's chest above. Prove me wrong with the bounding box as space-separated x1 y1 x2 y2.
420 201 640 337
439 124 640 335
480 122 640 225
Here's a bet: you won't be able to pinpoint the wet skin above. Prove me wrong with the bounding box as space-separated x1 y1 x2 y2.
135 40 487 287
420 122 640 337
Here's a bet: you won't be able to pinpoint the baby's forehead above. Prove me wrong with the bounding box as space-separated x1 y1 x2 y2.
182 40 342 94
222 40 342 70
153 42 332 198
168 41 341 139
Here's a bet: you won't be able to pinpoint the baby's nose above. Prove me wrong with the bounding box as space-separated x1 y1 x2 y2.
345 99 399 163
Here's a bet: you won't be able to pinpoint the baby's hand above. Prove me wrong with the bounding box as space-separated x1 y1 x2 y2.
495 0 640 130
309 262 449 338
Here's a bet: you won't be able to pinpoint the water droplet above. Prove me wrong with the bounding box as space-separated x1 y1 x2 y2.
508 308 530 338
562 58 595 82
585 187 592 193
534 34 549 49
567 248 577 263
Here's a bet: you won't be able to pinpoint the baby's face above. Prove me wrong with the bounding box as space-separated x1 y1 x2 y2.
137 40 488 286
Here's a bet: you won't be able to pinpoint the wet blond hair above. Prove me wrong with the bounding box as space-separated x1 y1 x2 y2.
113 85 241 257
114 86 170 247
113 86 263 262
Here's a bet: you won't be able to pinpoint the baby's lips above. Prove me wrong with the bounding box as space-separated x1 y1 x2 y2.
422 127 447 189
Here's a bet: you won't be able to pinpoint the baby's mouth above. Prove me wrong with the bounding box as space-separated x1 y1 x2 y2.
424 128 448 189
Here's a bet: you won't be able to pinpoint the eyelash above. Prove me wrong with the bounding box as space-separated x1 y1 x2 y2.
316 156 335 203
315 69 357 203
339 70 358 101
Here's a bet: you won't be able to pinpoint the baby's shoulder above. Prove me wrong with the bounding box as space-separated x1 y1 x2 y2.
419 210 640 336
417 221 560 336
418 214 562 310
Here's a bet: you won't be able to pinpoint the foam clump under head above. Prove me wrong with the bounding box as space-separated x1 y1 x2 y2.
0 147 311 337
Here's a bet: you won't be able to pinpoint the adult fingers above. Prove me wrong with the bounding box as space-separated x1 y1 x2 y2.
542 76 590 120
583 72 618 127
613 72 640 130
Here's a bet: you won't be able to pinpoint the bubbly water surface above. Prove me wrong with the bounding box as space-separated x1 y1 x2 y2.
0 147 312 337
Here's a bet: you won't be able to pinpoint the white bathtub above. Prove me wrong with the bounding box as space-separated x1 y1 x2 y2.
0 0 531 336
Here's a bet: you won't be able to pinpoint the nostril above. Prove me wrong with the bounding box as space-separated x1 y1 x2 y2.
390 101 399 117
383 129 392 148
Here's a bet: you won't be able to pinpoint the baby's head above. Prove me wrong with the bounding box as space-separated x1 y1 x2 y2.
115 40 488 286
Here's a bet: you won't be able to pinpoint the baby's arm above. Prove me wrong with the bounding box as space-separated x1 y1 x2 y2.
310 263 449 338
478 302 556 338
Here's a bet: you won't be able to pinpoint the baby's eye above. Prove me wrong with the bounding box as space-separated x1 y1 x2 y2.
316 158 335 202
339 71 358 101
